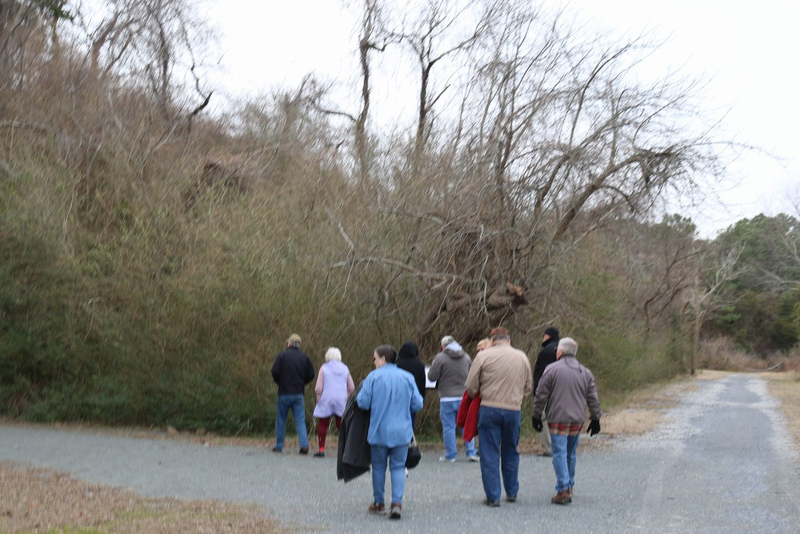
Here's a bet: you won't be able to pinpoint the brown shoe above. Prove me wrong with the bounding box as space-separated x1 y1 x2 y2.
567 487 573 498
551 490 572 505
389 503 402 519
368 502 385 514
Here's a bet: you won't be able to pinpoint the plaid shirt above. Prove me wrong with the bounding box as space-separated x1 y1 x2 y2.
548 422 583 436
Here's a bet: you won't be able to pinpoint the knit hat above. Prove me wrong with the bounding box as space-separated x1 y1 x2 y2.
398 341 420 360
544 327 559 338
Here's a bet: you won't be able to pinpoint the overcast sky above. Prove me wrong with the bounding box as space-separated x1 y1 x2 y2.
204 0 799 237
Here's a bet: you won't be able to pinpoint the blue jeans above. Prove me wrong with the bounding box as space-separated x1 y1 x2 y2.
371 444 408 504
275 394 309 450
477 406 520 501
551 433 580 492
440 400 477 459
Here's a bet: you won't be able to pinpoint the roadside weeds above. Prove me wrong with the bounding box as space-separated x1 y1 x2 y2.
0 464 282 534
761 371 800 460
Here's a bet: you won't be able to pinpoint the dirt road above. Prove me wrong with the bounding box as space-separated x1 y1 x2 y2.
1 373 798 533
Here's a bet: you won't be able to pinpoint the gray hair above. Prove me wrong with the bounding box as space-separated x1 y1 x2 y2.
558 337 578 357
325 347 342 362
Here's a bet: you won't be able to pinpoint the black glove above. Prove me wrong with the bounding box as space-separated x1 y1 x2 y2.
587 419 600 436
531 417 543 432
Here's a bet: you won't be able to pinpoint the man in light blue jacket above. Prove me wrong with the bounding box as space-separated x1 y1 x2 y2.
357 344 424 520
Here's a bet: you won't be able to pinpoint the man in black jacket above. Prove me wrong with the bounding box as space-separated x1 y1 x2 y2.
533 327 559 456
271 333 315 454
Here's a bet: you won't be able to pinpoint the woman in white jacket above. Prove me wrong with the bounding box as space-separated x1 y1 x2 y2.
312 347 355 457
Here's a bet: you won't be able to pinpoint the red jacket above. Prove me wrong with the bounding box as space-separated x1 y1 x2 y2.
456 391 481 442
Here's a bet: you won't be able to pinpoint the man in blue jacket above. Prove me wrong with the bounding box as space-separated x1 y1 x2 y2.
357 345 424 520
271 333 315 454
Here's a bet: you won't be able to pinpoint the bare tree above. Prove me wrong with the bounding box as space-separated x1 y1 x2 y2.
0 0 71 93
395 0 496 182
327 4 727 343
684 244 743 374
77 0 216 120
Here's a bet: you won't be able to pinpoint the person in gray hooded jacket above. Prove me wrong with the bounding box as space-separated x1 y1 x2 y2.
427 335 478 462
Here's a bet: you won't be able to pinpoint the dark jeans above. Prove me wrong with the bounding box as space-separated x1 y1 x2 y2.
477 406 521 501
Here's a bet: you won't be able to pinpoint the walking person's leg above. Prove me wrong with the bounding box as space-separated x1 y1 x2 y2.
289 394 309 451
274 395 290 451
551 434 569 492
440 400 458 460
566 434 580 491
370 445 389 510
539 414 552 455
334 415 342 430
550 433 572 504
477 407 502 504
388 445 409 505
317 417 329 454
464 434 478 458
499 409 521 500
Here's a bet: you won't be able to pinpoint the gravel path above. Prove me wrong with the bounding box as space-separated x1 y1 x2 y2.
2 373 798 533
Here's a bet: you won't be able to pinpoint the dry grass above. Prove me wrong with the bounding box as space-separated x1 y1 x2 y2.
693 369 734 381
575 379 695 452
0 463 282 534
515 376 695 454
761 371 800 460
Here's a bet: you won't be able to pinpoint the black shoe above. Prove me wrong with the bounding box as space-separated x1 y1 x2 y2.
483 498 500 507
272 447 282 453
299 447 309 455
389 503 402 519
313 451 325 458
506 495 517 503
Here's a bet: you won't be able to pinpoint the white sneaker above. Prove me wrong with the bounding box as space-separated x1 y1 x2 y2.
439 456 456 462
404 467 409 478
467 455 480 462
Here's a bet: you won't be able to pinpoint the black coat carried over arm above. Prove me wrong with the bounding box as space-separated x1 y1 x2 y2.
337 383 371 483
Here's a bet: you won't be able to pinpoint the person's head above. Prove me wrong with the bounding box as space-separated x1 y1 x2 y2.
286 333 302 348
556 337 578 359
489 326 511 345
543 326 559 342
440 335 455 350
476 338 491 352
325 347 342 362
398 341 419 360
373 344 397 369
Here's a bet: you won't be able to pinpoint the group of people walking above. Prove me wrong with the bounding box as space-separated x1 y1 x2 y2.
270 326 602 520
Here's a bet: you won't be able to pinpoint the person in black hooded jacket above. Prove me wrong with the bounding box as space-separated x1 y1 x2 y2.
533 326 559 456
396 341 426 432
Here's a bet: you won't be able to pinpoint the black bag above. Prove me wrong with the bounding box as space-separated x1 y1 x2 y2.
406 433 422 469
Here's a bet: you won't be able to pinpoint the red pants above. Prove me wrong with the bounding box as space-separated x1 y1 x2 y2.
317 416 342 451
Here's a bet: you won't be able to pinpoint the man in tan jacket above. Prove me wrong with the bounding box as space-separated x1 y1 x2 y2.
465 326 533 506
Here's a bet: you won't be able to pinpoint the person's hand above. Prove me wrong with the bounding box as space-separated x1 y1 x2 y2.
587 419 600 436
531 417 543 432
